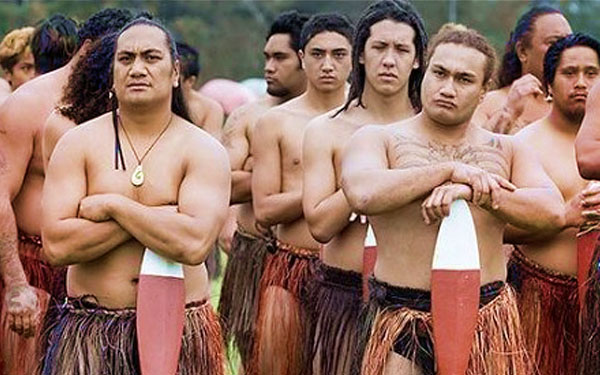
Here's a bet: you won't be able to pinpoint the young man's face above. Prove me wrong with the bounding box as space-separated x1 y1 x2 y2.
422 43 487 126
550 45 600 123
263 33 306 98
113 25 179 107
361 19 418 97
301 31 352 93
520 13 571 80
5 50 35 90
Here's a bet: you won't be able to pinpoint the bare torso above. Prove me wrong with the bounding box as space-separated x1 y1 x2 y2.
186 90 224 139
67 114 209 308
10 70 68 235
373 122 513 289
515 120 584 275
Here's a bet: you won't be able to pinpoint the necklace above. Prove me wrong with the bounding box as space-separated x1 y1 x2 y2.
119 113 173 187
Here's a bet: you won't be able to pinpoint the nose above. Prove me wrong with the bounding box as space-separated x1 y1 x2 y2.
264 58 275 74
322 54 334 73
382 49 396 69
439 78 456 98
129 56 146 77
575 72 588 89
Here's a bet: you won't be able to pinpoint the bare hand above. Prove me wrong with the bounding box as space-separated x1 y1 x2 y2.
450 162 516 208
505 74 545 119
421 183 472 224
5 284 39 338
78 194 117 222
580 181 600 224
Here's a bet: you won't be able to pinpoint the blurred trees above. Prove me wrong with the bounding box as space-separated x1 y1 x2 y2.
0 0 598 84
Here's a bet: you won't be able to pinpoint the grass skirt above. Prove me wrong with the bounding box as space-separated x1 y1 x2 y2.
218 229 268 365
507 247 578 375
40 296 224 375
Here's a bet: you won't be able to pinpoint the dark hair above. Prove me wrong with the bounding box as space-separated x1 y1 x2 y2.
112 17 191 122
176 41 200 79
497 6 563 88
31 14 78 74
427 23 497 87
299 12 354 51
59 33 117 124
77 8 134 49
267 10 310 52
338 0 427 114
543 32 600 90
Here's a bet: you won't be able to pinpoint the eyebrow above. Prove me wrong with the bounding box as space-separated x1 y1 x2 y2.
432 64 477 78
117 48 164 55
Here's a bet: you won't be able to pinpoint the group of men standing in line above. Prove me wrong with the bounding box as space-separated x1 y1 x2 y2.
2 1 600 375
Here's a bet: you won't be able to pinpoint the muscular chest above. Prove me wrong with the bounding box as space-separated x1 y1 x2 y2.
279 124 307 176
86 145 184 206
537 139 586 200
389 134 511 179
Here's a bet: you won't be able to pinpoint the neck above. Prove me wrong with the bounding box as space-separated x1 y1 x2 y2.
304 82 347 112
547 106 580 136
118 100 173 136
361 83 415 123
420 112 473 144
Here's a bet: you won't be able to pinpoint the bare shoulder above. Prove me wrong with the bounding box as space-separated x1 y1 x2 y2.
45 110 76 137
176 117 228 163
224 99 268 132
481 87 509 108
53 113 112 152
512 118 544 142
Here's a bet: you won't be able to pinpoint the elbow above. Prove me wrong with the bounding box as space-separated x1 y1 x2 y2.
179 239 212 266
307 219 334 244
42 241 72 267
254 202 276 227
341 175 371 214
576 144 600 180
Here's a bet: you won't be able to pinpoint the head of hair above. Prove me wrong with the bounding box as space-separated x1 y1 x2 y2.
299 12 354 51
112 17 190 122
338 0 427 114
176 41 200 80
31 14 78 74
59 33 117 124
0 26 34 72
77 8 134 49
427 23 497 88
267 10 310 53
497 5 563 88
543 32 600 90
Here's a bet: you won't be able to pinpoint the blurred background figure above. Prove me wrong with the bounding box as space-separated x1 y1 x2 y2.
199 78 257 116
0 26 36 94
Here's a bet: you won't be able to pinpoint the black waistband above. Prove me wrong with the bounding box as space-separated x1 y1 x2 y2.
369 277 505 312
316 261 362 291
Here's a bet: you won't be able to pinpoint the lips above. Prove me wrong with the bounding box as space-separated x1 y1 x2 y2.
127 82 150 88
434 99 456 109
379 72 398 79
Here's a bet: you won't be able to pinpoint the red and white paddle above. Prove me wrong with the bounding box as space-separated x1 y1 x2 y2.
363 223 377 302
137 248 185 375
431 199 480 375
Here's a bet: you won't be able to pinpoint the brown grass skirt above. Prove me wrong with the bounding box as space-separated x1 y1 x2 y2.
248 240 318 375
580 230 600 375
306 261 363 375
358 278 535 375
218 229 268 365
39 297 224 375
507 247 578 375
0 233 65 375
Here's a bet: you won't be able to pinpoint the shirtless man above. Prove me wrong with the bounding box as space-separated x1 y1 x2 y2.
0 8 132 374
341 25 563 375
219 10 308 369
251 13 353 375
40 17 229 375
30 14 78 74
0 26 36 92
472 5 571 134
301 2 426 374
177 41 224 139
506 33 600 375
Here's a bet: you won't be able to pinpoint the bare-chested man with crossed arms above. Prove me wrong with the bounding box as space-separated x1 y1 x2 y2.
251 12 353 375
342 25 563 375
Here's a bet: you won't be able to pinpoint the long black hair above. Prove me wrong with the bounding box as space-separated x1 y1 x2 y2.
497 5 563 88
111 17 191 122
337 0 427 115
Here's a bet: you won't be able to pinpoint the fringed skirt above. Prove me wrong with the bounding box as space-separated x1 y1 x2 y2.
40 296 224 375
507 247 578 375
580 229 600 375
218 229 268 364
249 240 318 375
358 278 535 375
0 232 65 375
306 261 363 375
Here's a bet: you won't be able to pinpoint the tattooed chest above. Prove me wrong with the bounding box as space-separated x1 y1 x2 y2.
390 134 511 178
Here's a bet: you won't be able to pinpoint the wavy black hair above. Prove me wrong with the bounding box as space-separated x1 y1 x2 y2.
176 41 200 79
543 32 600 91
112 17 191 122
31 14 78 74
497 6 563 88
59 33 117 124
267 10 310 53
77 8 134 49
